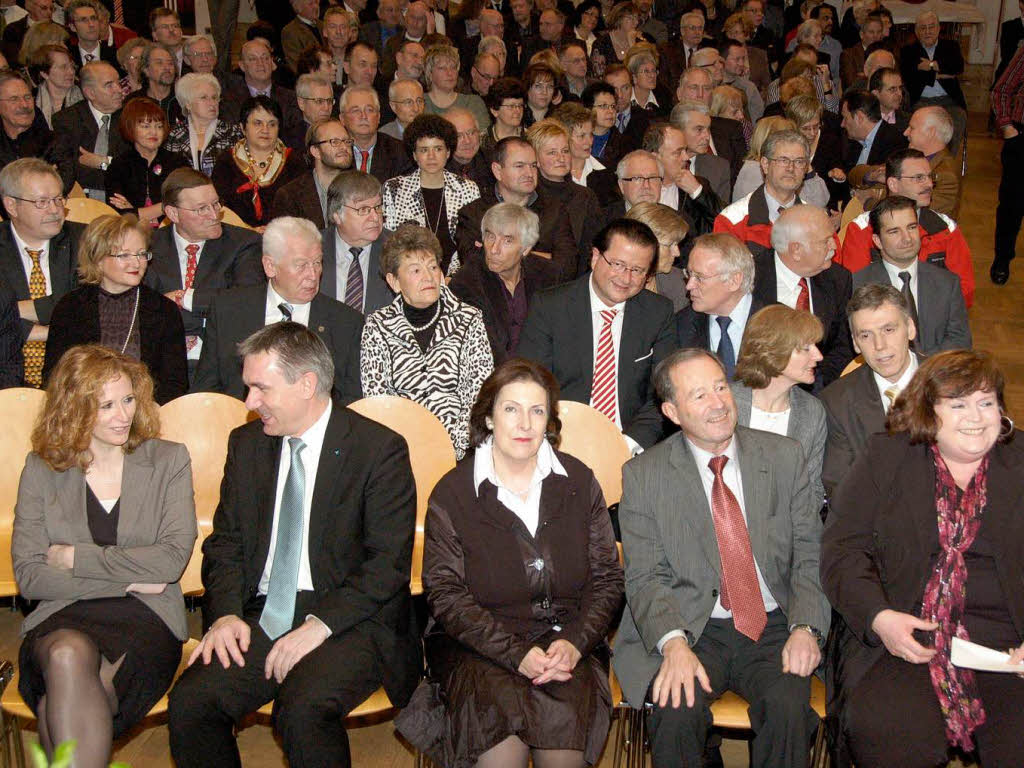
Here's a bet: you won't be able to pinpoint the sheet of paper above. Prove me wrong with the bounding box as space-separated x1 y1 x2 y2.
950 637 1023 673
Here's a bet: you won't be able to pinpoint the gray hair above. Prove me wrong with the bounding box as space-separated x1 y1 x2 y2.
796 19 822 43
263 216 323 264
679 10 705 29
174 72 221 112
770 204 822 256
692 231 755 293
653 348 726 403
183 34 216 58
761 128 809 161
915 10 939 28
478 35 507 58
339 84 380 112
669 100 709 131
918 105 954 146
480 202 540 253
296 73 333 99
0 157 62 199
388 77 423 101
237 322 335 398
616 149 664 181
326 170 382 219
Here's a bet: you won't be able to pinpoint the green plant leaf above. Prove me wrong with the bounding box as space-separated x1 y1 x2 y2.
27 742 49 768
51 739 77 768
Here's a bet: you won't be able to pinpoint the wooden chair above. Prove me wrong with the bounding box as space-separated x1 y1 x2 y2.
841 356 863 377
838 196 864 245
63 197 118 224
67 183 85 199
0 389 46 599
556 401 632 507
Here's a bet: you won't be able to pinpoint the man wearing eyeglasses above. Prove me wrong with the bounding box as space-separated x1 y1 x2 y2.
381 79 425 139
66 0 118 70
903 106 959 218
602 149 664 220
517 217 675 452
221 40 302 130
0 71 53 170
271 118 354 230
146 168 264 381
0 158 83 388
839 148 974 308
284 74 337 151
469 52 501 99
340 84 414 183
380 2 430 81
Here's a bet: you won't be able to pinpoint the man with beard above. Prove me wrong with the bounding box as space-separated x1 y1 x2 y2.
271 119 354 230
132 42 182 122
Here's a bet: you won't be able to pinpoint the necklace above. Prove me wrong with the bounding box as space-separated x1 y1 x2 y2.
406 299 442 331
422 187 445 235
119 287 141 355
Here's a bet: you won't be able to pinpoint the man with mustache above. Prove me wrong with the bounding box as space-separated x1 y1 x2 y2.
0 70 53 169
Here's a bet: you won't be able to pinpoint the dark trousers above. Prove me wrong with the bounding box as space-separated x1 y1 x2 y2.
645 610 818 768
995 133 1024 265
844 650 1024 768
167 594 384 768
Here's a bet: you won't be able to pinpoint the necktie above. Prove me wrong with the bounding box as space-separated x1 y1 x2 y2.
686 47 693 67
95 114 110 158
615 111 627 133
23 249 46 387
590 309 618 423
898 271 920 331
359 148 368 173
84 53 95 63
345 247 364 311
183 243 200 350
884 385 900 413
113 0 124 26
260 438 307 640
795 277 810 312
278 302 293 322
708 455 767 642
716 315 735 381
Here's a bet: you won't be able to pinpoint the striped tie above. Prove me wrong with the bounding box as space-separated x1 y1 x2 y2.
345 247 364 311
24 249 46 387
183 244 199 350
590 309 618 422
113 0 124 26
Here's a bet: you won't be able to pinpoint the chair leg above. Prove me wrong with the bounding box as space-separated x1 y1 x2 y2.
810 721 829 768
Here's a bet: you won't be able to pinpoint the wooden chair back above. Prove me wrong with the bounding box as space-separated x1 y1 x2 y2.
0 389 46 597
838 195 865 245
555 401 632 507
64 197 118 224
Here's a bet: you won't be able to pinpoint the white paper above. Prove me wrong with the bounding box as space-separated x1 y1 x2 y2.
950 637 1023 673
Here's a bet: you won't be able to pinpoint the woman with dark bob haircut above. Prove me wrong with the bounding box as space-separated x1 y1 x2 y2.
733 304 827 510
482 77 526 160
382 114 481 275
397 357 624 768
822 349 1024 768
12 345 196 767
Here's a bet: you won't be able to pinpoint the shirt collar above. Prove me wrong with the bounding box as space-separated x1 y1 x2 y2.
10 224 48 257
631 88 658 108
473 436 567 497
290 399 332 453
173 224 204 248
873 350 918 391
764 187 796 221
685 429 738 470
711 290 753 326
86 100 113 127
882 257 918 286
267 281 311 312
588 273 627 313
862 119 881 149
773 250 805 293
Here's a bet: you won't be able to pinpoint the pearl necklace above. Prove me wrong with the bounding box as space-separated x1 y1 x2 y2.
406 300 442 331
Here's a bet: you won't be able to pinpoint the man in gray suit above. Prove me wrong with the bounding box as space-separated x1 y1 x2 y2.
613 348 830 768
852 195 970 356
670 101 732 205
321 170 394 314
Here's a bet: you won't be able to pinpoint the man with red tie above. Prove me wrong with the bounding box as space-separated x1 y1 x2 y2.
612 347 831 768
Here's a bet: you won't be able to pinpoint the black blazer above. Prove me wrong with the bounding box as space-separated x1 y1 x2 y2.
0 110 54 170
516 275 676 448
192 283 364 403
268 172 326 230
144 224 264 339
50 100 130 193
585 167 622 208
42 284 188 404
673 294 767 351
365 132 415 183
710 116 746 187
0 279 22 388
752 249 854 389
218 77 303 130
603 179 721 243
448 251 561 363
319 226 395 315
201 404 421 707
843 119 908 171
0 220 83 339
899 39 966 110
105 146 188 215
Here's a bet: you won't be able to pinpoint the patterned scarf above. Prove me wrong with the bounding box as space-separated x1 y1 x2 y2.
232 140 290 223
920 444 989 751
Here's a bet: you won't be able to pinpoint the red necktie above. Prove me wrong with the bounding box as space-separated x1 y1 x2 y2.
708 455 767 642
590 309 618 423
359 150 368 173
113 0 124 26
184 244 200 351
795 277 809 311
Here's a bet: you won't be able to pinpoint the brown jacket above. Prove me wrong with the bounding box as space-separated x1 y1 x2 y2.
928 147 961 219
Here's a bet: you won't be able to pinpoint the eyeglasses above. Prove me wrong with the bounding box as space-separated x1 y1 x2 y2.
345 106 379 117
472 67 498 83
599 252 648 278
637 66 658 76
0 94 34 105
312 137 354 149
897 172 936 184
621 174 663 185
500 102 525 110
187 49 215 59
107 250 154 263
768 156 809 170
682 268 729 285
593 102 617 111
154 22 181 31
10 195 65 209
391 97 426 108
175 199 223 217
344 203 384 216
301 96 335 107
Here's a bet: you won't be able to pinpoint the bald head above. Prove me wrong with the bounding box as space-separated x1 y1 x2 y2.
771 205 836 277
864 49 895 78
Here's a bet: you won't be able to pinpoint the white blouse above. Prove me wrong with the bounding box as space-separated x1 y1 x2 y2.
472 437 567 535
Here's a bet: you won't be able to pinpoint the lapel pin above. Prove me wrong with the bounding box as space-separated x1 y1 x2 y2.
318 325 325 332
333 448 340 456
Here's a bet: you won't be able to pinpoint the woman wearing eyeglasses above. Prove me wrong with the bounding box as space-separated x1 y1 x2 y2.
165 73 242 178
43 214 187 404
481 77 525 161
522 62 559 129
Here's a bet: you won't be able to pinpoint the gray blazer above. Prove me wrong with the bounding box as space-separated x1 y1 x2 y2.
12 439 197 640
693 152 733 206
731 382 827 512
612 426 830 708
852 260 972 355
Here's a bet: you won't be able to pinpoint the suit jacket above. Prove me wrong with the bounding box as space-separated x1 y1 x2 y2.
844 119 908 172
13 439 197 640
839 44 865 90
851 259 971 356
192 283 364 402
268 172 326 230
693 152 732 207
320 226 394 314
752 250 854 389
71 42 119 70
710 116 746 188
364 131 415 183
144 224 264 339
822 433 1024 701
673 294 767 351
42 284 188 404
516 276 676 448
201 403 421 705
0 278 23 388
50 100 129 193
281 17 321 73
448 250 561 363
612 426 831 707
0 220 83 339
900 39 966 110
219 77 303 131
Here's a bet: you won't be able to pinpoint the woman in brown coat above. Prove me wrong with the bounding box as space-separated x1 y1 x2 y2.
398 358 624 768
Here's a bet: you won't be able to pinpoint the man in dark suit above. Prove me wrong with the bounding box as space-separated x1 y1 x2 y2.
644 122 723 239
820 283 919 499
146 168 265 378
517 218 675 450
752 204 854 389
66 0 120 70
0 279 22 388
669 101 732 206
674 233 763 380
360 0 403 56
50 61 128 198
613 347 830 768
900 10 967 154
840 89 908 186
0 0 54 64
601 150 664 221
852 195 971 356
839 15 882 89
605 65 651 154
0 158 83 387
220 40 304 128
281 73 336 151
270 118 353 230
193 216 363 402
321 170 394 314
341 85 413 183
168 321 420 768
675 67 746 187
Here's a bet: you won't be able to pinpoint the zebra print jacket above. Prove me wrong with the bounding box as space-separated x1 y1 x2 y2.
360 284 494 459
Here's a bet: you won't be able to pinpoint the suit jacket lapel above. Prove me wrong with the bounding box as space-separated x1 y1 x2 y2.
255 432 283 568
617 295 644 389
308 296 334 347
320 227 338 299
571 277 595 387
0 223 29 296
117 448 154 544
734 430 769 567
668 436 720 574
307 405 352 574
59 469 92 543
853 362 886 437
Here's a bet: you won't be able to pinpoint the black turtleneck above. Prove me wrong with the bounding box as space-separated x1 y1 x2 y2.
403 299 441 353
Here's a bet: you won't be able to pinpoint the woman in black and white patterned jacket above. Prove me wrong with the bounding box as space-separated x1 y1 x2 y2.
361 224 494 459
381 114 480 277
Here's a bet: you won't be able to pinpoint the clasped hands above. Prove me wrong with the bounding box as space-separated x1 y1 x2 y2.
518 639 581 685
188 615 330 683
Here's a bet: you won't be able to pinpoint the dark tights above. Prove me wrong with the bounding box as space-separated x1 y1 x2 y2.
474 735 587 768
32 629 123 768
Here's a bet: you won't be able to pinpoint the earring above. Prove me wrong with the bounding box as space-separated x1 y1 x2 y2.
999 415 1015 439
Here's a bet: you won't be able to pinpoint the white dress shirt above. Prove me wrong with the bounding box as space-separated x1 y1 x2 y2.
473 437 567 535
573 155 605 186
707 292 753 354
773 252 814 314
333 231 372 307
881 258 919 309
873 353 919 414
11 226 52 297
264 283 312 327
78 42 101 66
588 275 626 429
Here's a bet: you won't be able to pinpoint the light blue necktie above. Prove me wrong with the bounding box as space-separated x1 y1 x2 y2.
260 438 306 640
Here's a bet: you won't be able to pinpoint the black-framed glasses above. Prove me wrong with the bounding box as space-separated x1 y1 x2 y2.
472 67 498 83
107 250 154 263
312 137 354 149
9 195 65 209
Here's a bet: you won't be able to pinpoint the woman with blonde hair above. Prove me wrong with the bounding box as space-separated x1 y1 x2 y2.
17 21 68 67
27 44 82 127
624 43 667 117
733 115 828 205
423 44 490 132
13 344 196 768
625 201 689 311
710 84 751 147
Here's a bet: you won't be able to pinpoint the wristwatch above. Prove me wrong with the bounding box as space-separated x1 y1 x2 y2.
790 623 824 646
100 156 111 171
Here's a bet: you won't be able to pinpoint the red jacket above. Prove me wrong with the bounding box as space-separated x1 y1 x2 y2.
837 207 975 307
713 186 780 257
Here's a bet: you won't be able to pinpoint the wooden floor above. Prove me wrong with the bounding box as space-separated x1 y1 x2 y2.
0 115 1018 767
